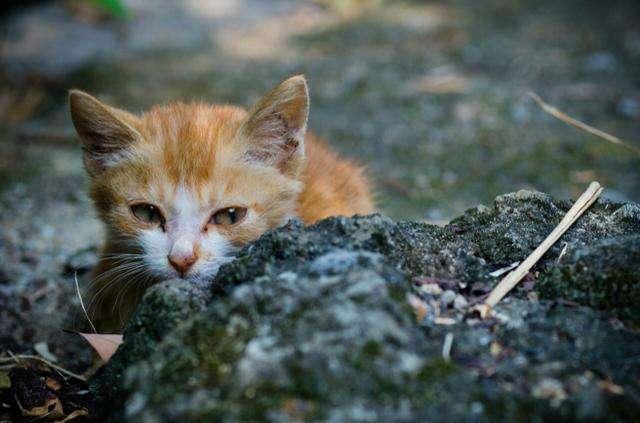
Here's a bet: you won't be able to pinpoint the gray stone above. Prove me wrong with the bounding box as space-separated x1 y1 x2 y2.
93 192 640 421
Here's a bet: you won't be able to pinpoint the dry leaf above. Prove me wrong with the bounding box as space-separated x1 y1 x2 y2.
55 408 89 423
78 333 123 362
407 294 427 321
45 377 61 391
489 341 502 357
598 380 624 395
0 371 10 389
18 395 64 419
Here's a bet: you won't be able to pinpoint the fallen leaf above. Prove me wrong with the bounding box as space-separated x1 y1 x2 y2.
17 394 64 419
78 333 123 362
55 408 89 422
489 341 502 358
45 377 61 391
598 379 624 395
0 371 10 389
407 294 427 322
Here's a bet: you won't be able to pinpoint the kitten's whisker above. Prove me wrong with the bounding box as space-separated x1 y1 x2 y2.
91 265 147 314
85 261 146 309
112 267 148 315
87 261 142 287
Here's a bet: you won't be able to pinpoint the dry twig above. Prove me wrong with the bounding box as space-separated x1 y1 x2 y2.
474 182 603 318
0 353 87 382
527 92 640 156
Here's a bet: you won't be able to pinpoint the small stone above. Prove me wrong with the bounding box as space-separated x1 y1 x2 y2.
532 378 567 406
453 294 468 310
64 247 99 275
585 51 617 71
441 290 456 307
617 97 640 119
419 283 443 296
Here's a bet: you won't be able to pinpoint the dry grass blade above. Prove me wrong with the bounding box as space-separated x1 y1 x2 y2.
0 353 87 381
474 181 603 317
527 92 640 156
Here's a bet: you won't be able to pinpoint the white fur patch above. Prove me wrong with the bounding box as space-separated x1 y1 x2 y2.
138 185 236 281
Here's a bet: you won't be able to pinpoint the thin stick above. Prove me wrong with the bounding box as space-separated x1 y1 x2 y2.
442 333 454 362
480 182 603 313
527 92 640 156
74 271 97 334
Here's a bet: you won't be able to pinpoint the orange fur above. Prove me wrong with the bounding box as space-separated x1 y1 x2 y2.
70 75 374 331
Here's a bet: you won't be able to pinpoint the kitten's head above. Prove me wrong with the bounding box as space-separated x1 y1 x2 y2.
70 76 309 283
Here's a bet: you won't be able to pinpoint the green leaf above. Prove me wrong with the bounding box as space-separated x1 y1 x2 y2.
88 0 129 19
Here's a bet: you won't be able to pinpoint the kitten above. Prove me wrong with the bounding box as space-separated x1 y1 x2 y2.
69 75 374 331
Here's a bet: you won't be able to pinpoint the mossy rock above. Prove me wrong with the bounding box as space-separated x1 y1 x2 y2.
93 191 640 421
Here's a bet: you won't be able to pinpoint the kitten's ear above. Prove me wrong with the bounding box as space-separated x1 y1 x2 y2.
236 75 309 177
69 90 141 176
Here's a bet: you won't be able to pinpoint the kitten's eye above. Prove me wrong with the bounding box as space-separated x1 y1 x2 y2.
210 207 247 226
130 203 164 226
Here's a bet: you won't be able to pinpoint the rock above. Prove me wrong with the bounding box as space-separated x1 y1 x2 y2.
419 282 443 296
92 191 640 421
536 235 640 322
440 290 456 307
532 378 567 406
453 294 468 310
64 246 98 275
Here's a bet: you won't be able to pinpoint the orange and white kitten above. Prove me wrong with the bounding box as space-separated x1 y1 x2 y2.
69 75 374 331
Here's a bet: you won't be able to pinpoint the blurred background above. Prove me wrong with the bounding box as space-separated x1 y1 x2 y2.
2 0 640 219
0 0 639 355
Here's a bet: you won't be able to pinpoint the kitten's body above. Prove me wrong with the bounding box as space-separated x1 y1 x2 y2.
70 76 374 331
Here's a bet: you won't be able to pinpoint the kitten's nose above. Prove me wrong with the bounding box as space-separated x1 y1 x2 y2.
168 238 198 276
168 253 197 276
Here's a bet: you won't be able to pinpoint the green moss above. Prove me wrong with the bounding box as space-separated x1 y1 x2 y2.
537 235 640 323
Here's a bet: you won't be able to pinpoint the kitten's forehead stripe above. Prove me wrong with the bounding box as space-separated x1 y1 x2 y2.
138 103 247 187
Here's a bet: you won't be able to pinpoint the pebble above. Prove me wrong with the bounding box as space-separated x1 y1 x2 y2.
453 294 468 310
617 97 639 119
532 378 567 406
64 247 98 275
419 283 443 296
585 51 617 72
440 290 456 307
